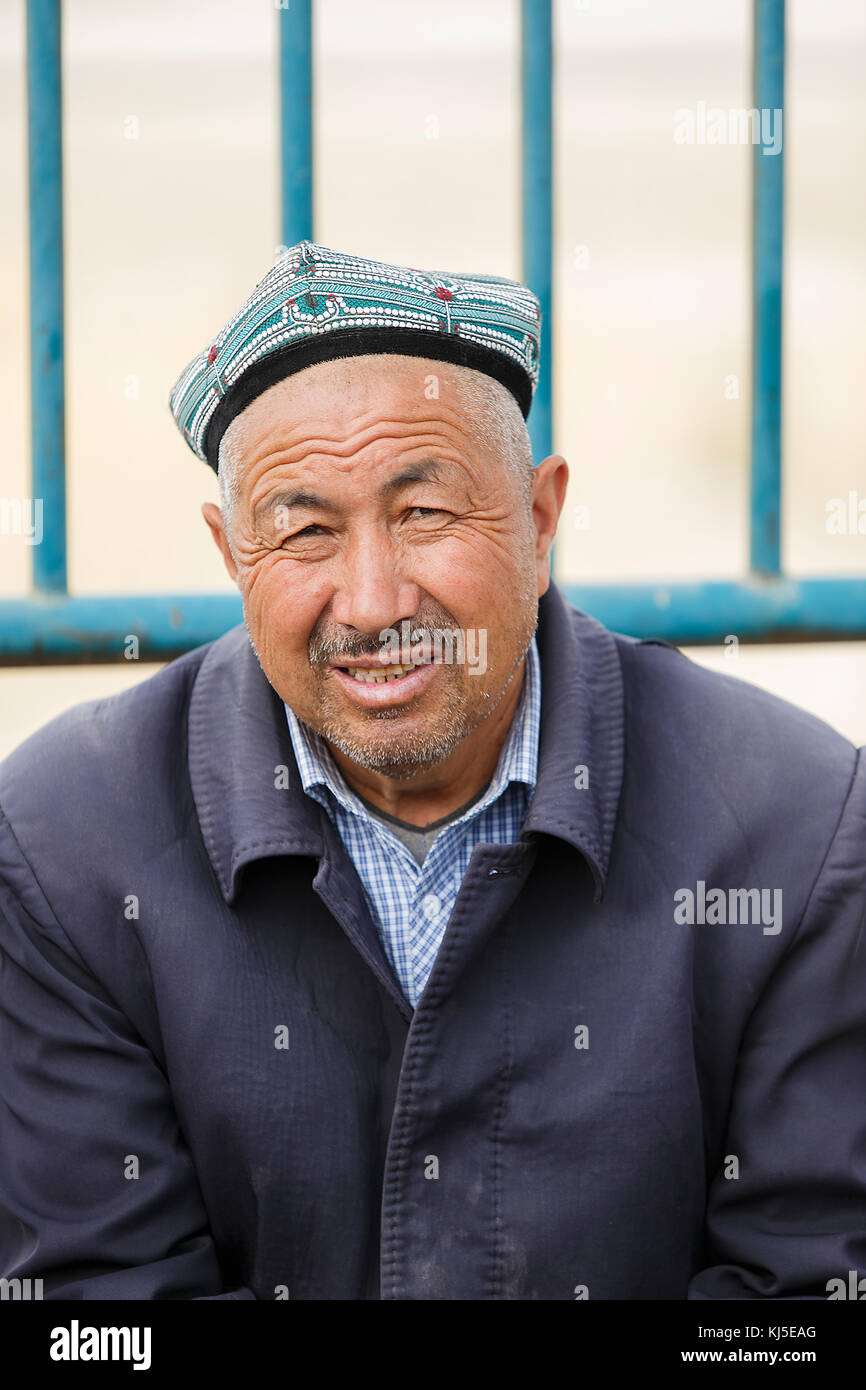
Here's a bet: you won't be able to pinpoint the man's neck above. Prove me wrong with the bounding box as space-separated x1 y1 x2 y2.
326 657 526 827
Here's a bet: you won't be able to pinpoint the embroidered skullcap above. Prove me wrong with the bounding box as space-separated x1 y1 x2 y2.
168 240 542 472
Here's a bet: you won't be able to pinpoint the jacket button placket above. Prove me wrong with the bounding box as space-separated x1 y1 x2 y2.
379 843 533 1300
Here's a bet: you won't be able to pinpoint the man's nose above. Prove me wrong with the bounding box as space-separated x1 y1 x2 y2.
329 529 421 636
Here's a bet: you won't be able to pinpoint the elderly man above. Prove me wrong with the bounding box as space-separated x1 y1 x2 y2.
0 242 864 1302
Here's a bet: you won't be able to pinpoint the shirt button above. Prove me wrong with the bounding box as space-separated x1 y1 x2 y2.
421 892 442 920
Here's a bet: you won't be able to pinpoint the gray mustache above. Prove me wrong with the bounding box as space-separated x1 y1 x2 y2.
310 622 456 665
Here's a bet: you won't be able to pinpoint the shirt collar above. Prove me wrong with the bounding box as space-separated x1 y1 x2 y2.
283 636 541 827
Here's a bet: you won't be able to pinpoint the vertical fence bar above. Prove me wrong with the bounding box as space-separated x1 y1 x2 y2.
279 0 313 247
27 0 67 593
521 0 553 473
750 0 785 576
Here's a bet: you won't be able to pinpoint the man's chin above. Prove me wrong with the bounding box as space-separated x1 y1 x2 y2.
297 669 495 777
317 724 467 779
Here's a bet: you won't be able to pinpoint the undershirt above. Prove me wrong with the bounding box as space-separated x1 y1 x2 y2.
354 780 492 866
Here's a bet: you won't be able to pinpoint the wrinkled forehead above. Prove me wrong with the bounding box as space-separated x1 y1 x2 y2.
220 354 500 465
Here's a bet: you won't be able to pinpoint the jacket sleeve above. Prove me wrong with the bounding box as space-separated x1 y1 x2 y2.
0 807 255 1300
688 747 866 1300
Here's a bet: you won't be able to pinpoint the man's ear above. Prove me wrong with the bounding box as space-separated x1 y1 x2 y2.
201 502 239 584
531 453 569 596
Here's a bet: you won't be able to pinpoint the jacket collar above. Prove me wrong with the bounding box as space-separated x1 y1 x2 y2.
188 581 624 905
524 580 625 900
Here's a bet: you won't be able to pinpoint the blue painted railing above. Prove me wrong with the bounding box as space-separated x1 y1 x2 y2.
3 0 863 662
750 0 784 577
26 0 66 596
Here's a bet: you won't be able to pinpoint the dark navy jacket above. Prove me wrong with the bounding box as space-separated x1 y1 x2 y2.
1 581 865 1300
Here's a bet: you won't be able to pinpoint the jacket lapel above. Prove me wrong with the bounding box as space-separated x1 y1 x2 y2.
188 623 412 1015
524 582 624 901
186 581 626 997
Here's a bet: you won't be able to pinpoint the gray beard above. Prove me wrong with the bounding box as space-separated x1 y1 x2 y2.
310 635 531 780
246 626 487 777
311 675 489 779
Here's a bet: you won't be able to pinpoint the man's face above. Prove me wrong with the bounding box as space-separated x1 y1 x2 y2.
204 355 564 778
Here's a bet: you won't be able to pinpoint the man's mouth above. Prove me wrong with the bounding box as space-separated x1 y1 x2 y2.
337 660 428 685
327 656 437 706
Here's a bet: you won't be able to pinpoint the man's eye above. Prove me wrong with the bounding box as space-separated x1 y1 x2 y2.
407 507 447 519
286 524 324 540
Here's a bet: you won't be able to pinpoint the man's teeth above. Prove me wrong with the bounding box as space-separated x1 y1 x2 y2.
347 662 422 684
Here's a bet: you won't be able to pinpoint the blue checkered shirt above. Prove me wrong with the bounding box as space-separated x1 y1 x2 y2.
283 638 541 1007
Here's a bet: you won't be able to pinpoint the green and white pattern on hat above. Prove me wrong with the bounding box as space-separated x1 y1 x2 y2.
168 240 542 472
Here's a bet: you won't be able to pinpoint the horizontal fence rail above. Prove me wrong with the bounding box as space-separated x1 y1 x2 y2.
1 0 863 664
2 576 866 666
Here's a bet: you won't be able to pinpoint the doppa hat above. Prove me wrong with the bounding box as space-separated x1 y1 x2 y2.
169 240 542 472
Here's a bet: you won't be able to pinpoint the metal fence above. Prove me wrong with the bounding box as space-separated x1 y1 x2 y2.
3 0 864 663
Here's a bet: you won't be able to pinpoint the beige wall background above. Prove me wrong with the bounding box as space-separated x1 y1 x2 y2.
0 0 863 757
